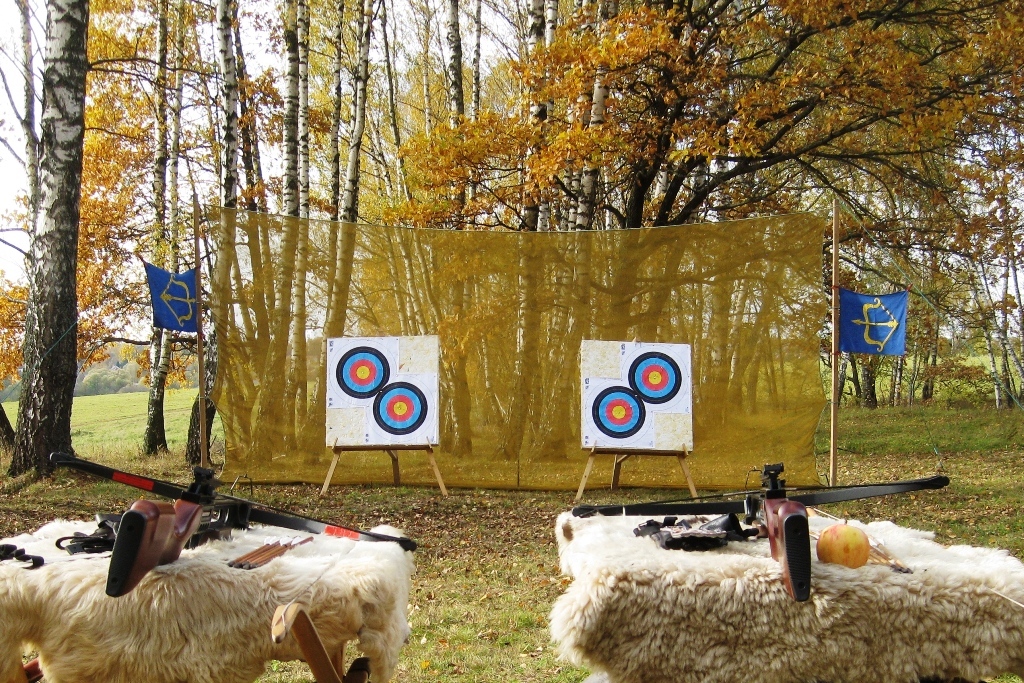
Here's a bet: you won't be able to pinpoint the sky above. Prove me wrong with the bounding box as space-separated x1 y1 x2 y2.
0 0 38 284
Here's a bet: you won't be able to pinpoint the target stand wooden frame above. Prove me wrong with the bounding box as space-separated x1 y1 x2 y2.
574 446 698 502
320 444 448 497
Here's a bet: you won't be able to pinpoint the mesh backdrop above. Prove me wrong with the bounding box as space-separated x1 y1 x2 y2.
210 209 827 489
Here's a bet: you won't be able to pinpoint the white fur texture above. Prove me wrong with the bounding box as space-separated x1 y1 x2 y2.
1 520 414 683
551 512 1024 683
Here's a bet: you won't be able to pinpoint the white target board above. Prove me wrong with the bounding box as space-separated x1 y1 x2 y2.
581 340 693 451
326 336 439 448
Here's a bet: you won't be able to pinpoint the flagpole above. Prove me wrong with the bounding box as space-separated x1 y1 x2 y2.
831 197 839 485
193 196 208 470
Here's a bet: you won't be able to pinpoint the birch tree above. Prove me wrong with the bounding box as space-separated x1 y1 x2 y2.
339 0 375 223
9 0 90 475
143 0 172 454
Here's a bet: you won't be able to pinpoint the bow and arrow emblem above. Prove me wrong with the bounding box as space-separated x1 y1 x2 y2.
852 297 899 352
160 275 196 328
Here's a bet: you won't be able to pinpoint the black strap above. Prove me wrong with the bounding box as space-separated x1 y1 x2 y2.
0 544 44 568
574 475 949 517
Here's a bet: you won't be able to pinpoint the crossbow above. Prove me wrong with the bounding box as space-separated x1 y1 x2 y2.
573 463 948 601
50 452 416 596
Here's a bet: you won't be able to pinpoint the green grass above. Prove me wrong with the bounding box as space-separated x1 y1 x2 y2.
1 397 1023 683
3 389 213 457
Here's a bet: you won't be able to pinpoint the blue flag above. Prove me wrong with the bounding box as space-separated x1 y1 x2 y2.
838 288 908 355
145 262 198 333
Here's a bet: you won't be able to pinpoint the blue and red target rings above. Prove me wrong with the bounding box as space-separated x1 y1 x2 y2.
337 346 391 399
592 386 646 439
628 351 681 405
373 382 428 435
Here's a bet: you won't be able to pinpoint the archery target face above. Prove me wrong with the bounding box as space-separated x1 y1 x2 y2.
581 340 693 451
326 336 439 447
337 346 390 399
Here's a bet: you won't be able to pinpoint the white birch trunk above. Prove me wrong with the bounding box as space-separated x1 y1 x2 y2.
217 0 239 207
470 0 481 121
10 0 89 475
17 0 40 239
382 0 412 200
446 0 464 122
328 0 345 219
283 0 300 217
340 0 375 223
144 0 172 454
289 0 311 430
298 0 310 218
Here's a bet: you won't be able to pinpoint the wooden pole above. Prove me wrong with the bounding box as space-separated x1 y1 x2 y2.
194 196 208 469
830 197 840 486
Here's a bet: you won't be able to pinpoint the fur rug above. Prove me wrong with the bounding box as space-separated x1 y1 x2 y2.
0 519 414 683
550 511 1024 683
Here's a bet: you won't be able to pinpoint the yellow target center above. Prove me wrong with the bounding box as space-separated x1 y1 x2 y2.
612 405 627 420
648 370 663 385
394 402 408 416
356 366 371 380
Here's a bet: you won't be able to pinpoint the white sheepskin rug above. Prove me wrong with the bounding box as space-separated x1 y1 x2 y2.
550 511 1024 683
0 519 415 683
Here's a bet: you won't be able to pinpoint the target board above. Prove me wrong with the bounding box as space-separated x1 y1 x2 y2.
326 336 439 447
581 340 693 451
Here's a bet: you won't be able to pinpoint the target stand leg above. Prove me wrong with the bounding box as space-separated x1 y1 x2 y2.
575 447 598 502
426 447 448 497
320 450 342 497
387 449 401 486
611 454 632 491
677 451 698 498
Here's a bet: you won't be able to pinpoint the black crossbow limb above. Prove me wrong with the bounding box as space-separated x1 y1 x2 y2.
573 463 949 601
50 452 416 596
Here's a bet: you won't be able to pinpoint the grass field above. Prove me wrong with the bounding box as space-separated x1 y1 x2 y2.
1 394 1023 683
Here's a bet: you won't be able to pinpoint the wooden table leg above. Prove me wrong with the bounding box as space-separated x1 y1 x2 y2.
575 449 597 502
332 641 346 682
426 448 448 497
677 452 698 498
271 603 343 683
320 451 342 497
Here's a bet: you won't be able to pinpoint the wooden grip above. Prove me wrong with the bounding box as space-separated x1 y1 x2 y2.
105 499 205 597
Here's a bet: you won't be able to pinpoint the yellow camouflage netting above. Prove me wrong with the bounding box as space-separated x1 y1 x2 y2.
210 209 827 489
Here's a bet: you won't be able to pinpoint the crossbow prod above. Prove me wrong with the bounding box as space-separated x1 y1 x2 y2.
50 453 416 596
573 464 949 601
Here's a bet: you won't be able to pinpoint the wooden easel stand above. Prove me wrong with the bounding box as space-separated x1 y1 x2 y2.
575 447 698 502
320 445 447 497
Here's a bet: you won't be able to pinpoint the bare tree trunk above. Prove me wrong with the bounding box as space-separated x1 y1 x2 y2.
217 0 239 208
470 0 481 121
848 352 861 401
382 1 411 201
446 0 464 123
234 7 267 212
574 0 613 229
521 0 545 231
419 2 433 137
287 0 310 434
186 0 236 464
17 0 40 237
144 0 171 455
890 354 903 406
328 0 345 219
340 0 375 223
9 0 89 476
0 405 14 453
298 0 309 218
146 14 185 453
283 0 300 217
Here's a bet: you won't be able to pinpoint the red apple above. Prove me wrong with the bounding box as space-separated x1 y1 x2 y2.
816 523 870 568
